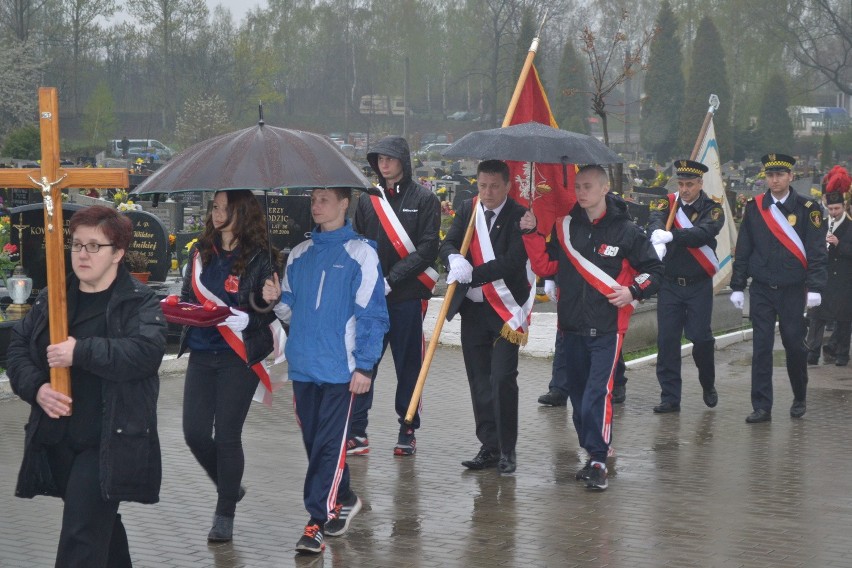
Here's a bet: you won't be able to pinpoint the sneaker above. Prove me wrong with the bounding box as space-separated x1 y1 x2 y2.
393 427 416 456
585 463 608 491
296 521 325 554
325 493 363 537
575 459 592 481
346 436 370 456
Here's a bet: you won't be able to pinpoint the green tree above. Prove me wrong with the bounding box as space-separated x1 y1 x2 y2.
756 73 794 153
679 16 731 159
174 93 231 146
554 38 590 134
82 81 118 148
639 0 683 161
0 40 41 141
512 6 536 85
1 125 40 159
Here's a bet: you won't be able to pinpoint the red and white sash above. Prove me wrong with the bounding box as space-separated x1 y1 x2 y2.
369 186 439 291
754 194 807 268
192 252 287 404
468 197 536 345
555 215 638 331
668 193 720 277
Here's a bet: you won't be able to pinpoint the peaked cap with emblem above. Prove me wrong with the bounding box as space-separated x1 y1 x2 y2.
674 159 708 179
761 153 796 172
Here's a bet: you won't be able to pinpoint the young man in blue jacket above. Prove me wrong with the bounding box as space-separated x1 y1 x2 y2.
263 187 390 554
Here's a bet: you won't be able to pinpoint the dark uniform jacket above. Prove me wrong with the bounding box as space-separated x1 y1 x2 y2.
523 194 664 336
731 188 827 292
179 245 277 366
355 136 441 304
439 197 530 322
813 213 852 321
648 191 725 280
8 267 166 503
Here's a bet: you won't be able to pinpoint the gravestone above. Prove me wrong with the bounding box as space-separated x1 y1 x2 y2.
259 194 313 255
122 210 170 281
452 187 479 212
10 203 86 294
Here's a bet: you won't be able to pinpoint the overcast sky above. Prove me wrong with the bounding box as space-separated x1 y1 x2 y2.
207 0 263 23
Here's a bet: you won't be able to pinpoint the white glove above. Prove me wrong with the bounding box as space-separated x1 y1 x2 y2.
650 229 673 245
447 253 473 284
807 292 822 308
273 302 292 324
384 278 392 296
730 291 744 310
544 279 558 302
224 307 249 332
654 243 667 260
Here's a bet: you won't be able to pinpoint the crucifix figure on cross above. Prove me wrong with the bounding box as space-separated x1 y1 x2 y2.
0 87 129 412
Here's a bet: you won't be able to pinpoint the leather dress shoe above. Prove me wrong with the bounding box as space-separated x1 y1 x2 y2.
611 384 627 404
745 409 771 423
702 388 718 408
462 448 499 470
836 358 849 367
790 399 806 418
208 514 234 542
498 450 516 474
653 401 681 414
537 389 567 406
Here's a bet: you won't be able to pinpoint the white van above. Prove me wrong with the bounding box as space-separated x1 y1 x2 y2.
110 139 175 160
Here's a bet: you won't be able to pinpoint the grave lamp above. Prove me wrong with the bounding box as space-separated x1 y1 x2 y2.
6 265 33 320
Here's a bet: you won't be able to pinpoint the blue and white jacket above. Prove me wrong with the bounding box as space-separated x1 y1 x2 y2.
276 220 390 384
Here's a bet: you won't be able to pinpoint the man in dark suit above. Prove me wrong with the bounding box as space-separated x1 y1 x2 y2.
731 153 827 423
439 159 533 474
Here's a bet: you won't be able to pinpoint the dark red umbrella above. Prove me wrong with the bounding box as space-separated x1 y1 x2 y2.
131 122 371 195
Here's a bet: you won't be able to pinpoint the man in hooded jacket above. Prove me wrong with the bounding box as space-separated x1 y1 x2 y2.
351 136 441 456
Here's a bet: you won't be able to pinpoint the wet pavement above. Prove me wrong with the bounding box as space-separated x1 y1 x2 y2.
1 334 851 568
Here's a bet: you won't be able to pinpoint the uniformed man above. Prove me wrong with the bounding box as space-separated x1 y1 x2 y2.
806 173 852 366
648 159 724 413
731 153 827 423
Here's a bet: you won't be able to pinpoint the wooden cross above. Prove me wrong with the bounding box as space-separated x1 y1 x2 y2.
0 88 129 410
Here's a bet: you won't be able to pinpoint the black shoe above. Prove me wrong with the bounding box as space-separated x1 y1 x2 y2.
237 485 247 502
537 389 567 406
325 493 362 537
462 448 500 470
498 450 516 474
745 409 771 423
611 384 626 404
790 399 806 418
575 459 592 481
807 354 820 365
296 521 325 554
653 401 681 414
207 514 234 542
835 358 849 367
585 463 608 490
702 388 718 408
394 426 416 456
823 352 837 365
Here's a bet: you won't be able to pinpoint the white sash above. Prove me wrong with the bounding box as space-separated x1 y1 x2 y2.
673 194 720 275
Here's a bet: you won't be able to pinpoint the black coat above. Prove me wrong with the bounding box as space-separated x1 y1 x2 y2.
439 197 531 323
731 189 827 292
7 267 166 503
178 246 277 366
356 135 441 303
813 213 852 321
647 191 725 279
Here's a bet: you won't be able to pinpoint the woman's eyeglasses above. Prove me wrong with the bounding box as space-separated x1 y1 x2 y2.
70 242 115 253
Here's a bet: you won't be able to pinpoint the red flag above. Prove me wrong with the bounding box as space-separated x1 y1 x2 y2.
505 64 575 234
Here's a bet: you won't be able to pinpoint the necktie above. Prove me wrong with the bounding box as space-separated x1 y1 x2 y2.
484 209 495 231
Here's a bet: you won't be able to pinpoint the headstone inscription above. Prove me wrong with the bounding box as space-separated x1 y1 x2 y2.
259 194 313 256
122 210 170 281
10 203 85 294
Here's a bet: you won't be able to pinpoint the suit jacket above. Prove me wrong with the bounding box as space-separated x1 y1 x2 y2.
439 197 529 324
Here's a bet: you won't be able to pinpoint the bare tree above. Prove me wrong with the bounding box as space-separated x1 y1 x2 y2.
61 0 117 114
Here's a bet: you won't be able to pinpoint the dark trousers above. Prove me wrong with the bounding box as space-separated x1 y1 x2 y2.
293 381 354 523
549 332 626 395
46 445 131 568
806 312 852 361
560 331 621 463
183 349 259 517
460 301 519 454
749 282 808 411
656 278 716 404
351 298 426 436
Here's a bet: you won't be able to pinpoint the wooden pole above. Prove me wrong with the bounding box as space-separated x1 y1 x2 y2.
404 205 478 424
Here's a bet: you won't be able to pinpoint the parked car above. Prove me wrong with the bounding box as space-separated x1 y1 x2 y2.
447 111 478 121
415 143 452 159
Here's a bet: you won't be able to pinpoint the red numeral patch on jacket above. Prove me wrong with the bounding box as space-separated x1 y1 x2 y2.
597 244 619 257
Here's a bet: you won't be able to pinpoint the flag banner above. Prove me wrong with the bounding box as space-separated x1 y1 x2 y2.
505 64 575 234
695 118 737 291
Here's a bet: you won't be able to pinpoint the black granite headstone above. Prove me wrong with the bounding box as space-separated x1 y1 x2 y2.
122 210 170 282
259 194 313 254
452 187 479 212
10 203 86 293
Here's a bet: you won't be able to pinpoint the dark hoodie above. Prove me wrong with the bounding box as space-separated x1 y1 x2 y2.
523 194 664 335
354 136 441 303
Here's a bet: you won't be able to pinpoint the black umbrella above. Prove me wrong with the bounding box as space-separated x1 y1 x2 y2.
441 121 623 165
